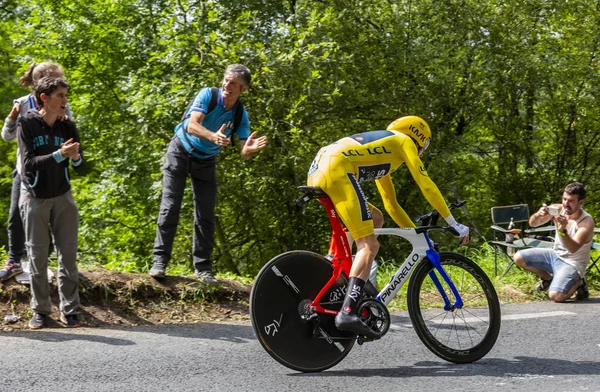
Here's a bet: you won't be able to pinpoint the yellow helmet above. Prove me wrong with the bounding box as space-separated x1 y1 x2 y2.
386 116 431 150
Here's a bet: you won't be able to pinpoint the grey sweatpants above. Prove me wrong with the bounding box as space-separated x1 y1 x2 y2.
20 189 80 316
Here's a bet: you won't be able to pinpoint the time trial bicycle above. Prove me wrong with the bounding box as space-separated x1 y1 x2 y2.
250 186 501 372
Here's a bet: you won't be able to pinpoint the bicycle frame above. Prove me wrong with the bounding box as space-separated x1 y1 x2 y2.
310 196 464 315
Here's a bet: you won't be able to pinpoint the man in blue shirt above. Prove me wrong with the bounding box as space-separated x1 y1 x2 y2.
150 64 267 283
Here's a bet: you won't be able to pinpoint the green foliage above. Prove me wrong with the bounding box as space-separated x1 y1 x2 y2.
0 0 598 278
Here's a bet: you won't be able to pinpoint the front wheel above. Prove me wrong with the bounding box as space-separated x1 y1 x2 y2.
250 251 356 372
407 252 501 363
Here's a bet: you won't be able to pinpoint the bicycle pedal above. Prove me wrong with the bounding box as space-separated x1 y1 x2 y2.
357 335 376 345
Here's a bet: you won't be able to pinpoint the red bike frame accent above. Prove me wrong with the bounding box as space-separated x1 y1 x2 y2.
309 196 353 315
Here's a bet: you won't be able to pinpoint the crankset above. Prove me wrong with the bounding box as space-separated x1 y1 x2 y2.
356 299 390 345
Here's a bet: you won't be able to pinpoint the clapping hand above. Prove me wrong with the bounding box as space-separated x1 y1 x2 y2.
242 131 268 154
212 124 231 147
60 138 80 160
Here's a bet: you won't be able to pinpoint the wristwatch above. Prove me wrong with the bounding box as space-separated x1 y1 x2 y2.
558 229 567 237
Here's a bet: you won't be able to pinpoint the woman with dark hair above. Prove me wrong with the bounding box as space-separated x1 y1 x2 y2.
17 76 85 329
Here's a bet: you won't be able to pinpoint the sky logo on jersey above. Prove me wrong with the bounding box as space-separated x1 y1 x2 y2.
357 163 391 182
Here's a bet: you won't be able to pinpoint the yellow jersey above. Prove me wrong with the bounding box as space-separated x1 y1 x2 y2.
307 130 451 239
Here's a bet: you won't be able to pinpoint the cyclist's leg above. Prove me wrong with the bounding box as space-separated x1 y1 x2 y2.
325 173 381 338
368 203 383 286
350 235 380 281
311 160 383 338
370 204 384 229
335 234 381 339
324 172 378 281
324 205 381 271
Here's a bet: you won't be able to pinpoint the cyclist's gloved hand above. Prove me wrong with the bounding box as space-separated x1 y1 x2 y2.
451 222 469 237
445 214 470 245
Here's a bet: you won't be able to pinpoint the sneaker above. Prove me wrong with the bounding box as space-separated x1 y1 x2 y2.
28 313 47 330
334 311 381 339
60 313 82 328
0 261 23 282
534 278 552 292
194 270 218 285
149 262 166 278
576 278 589 300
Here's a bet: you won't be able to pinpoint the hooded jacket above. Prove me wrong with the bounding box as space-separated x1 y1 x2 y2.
17 109 85 199
3 94 73 174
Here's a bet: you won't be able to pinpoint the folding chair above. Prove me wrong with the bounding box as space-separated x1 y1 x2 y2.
587 242 600 275
489 203 556 276
490 204 531 275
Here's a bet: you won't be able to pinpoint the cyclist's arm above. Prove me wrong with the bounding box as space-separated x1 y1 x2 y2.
401 143 452 219
375 175 416 228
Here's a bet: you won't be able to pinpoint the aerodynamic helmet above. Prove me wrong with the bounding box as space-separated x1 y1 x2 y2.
386 116 431 150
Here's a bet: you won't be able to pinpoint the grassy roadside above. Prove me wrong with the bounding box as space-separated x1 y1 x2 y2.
0 268 252 330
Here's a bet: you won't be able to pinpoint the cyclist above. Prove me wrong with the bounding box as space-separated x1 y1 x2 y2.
307 116 470 338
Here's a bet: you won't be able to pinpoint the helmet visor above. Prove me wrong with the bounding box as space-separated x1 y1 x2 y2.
423 138 431 151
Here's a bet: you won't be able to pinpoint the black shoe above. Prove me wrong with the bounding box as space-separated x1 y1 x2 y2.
149 262 166 278
60 313 82 328
576 278 589 300
534 278 552 292
29 313 47 330
0 261 23 282
335 311 381 339
194 270 218 285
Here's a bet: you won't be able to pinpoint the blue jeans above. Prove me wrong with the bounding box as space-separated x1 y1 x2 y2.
153 136 217 272
516 248 580 293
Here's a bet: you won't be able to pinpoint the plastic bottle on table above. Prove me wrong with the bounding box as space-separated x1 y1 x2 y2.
506 217 515 244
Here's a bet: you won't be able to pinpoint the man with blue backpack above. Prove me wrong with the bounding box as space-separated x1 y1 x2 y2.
150 64 268 283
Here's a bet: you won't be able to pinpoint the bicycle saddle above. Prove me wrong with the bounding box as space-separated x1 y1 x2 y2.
296 186 329 206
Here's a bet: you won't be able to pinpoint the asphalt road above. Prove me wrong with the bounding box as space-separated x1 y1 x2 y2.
1 299 599 392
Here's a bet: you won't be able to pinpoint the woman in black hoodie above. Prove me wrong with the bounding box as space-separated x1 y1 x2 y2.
17 76 85 329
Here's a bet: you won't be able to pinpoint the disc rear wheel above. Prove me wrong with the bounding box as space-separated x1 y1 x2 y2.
250 251 355 372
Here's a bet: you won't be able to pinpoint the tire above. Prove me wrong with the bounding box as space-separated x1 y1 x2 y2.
249 251 356 372
407 252 501 363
